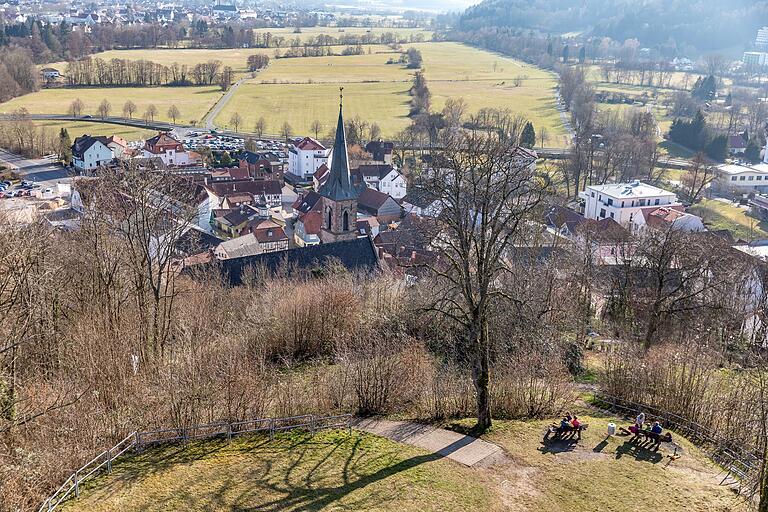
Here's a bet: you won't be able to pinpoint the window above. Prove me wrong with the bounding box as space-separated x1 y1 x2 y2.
740 176 746 181
759 176 763 181
638 199 646 206
327 208 332 229
621 201 625 207
610 212 615 219
654 198 660 205
732 176 737 181
599 208 606 218
342 210 350 231
591 191 595 198
607 198 613 206
749 176 755 181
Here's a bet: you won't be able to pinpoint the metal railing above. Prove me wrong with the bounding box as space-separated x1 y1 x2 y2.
592 393 761 493
38 413 353 511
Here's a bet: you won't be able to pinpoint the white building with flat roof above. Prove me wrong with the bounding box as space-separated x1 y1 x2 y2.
716 144 768 195
757 26 768 50
579 181 680 227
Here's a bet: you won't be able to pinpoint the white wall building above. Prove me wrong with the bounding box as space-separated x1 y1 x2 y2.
378 168 407 199
580 181 680 227
72 135 113 172
288 137 329 179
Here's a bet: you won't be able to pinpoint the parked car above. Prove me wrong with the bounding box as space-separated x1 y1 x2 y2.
5 190 16 197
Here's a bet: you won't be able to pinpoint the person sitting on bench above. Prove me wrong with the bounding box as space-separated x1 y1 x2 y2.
650 421 662 435
571 415 582 439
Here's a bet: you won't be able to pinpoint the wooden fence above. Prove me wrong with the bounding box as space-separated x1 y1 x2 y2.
39 413 353 511
593 393 761 494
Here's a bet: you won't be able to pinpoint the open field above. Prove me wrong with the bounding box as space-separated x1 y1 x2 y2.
33 120 155 141
689 197 768 240
248 26 433 44
44 45 394 79
216 42 567 141
0 86 223 125
61 413 741 512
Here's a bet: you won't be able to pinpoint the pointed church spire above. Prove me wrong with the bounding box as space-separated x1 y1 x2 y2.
318 87 359 201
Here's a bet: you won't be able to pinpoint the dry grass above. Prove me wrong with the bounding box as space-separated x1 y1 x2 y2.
61 430 496 512
0 86 223 125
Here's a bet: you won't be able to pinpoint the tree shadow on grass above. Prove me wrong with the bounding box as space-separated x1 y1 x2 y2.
538 437 579 455
116 432 477 512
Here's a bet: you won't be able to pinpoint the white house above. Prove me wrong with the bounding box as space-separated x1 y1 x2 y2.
72 135 113 172
630 205 705 233
378 168 407 199
288 137 329 180
142 132 201 167
716 161 768 195
579 181 680 227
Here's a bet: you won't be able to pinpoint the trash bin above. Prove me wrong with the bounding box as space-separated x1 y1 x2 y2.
607 422 616 436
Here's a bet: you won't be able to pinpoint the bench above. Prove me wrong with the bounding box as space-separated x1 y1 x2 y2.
543 423 589 441
635 429 672 447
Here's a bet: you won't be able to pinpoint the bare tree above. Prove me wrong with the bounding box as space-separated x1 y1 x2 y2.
97 99 112 119
417 130 548 430
280 121 292 140
681 153 716 204
229 112 242 132
123 100 137 119
144 104 158 123
254 117 266 138
310 119 322 139
68 98 84 117
167 105 181 124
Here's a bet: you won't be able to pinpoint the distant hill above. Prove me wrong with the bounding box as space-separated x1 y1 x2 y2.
457 0 768 54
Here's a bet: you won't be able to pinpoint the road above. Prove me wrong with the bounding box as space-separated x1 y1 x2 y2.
202 76 249 131
0 149 69 187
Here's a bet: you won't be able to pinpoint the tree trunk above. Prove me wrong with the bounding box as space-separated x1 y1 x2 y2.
471 318 492 431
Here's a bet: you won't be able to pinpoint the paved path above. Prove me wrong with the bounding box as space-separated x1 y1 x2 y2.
203 76 249 131
354 418 504 467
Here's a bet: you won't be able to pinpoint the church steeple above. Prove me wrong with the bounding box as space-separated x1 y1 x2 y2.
318 88 359 202
318 88 359 244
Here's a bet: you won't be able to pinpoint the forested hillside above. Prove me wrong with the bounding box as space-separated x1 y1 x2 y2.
458 0 768 53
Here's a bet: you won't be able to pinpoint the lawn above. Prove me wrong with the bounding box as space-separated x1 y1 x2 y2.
450 413 743 512
0 86 223 125
689 198 768 240
61 413 741 512
61 430 496 512
34 120 155 141
216 42 567 141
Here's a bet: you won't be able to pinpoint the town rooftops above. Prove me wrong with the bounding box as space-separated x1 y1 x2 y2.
358 187 393 212
207 236 380 283
292 190 323 215
640 205 687 228
145 132 182 151
205 179 282 197
586 181 676 198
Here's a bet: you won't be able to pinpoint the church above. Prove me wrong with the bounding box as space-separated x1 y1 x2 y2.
316 90 361 244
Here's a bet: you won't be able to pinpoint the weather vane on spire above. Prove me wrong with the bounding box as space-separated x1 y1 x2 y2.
339 86 344 108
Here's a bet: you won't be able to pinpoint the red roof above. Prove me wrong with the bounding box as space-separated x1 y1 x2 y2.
297 210 323 235
641 206 687 228
295 137 326 151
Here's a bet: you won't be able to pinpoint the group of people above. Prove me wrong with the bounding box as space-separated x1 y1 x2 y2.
626 412 663 436
544 411 585 441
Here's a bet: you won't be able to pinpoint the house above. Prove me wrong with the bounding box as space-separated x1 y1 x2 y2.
214 219 288 259
357 187 401 223
365 140 394 165
402 189 442 217
580 181 680 227
312 164 330 190
631 206 705 233
106 136 128 159
353 164 407 199
143 132 201 167
544 204 587 238
40 67 60 80
749 194 768 221
72 135 113 172
294 210 322 246
204 180 283 210
728 134 748 155
288 137 329 180
238 150 286 181
716 149 768 195
212 3 239 20
292 189 323 217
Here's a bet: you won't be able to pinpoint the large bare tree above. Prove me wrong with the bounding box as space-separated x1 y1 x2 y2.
418 129 548 430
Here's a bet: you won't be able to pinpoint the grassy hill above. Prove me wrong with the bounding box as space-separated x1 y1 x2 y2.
61 411 742 512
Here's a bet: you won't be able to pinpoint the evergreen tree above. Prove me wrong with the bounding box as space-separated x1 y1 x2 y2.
578 46 586 64
692 75 716 101
521 121 536 148
745 139 762 163
704 134 728 161
58 128 72 165
562 45 569 63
